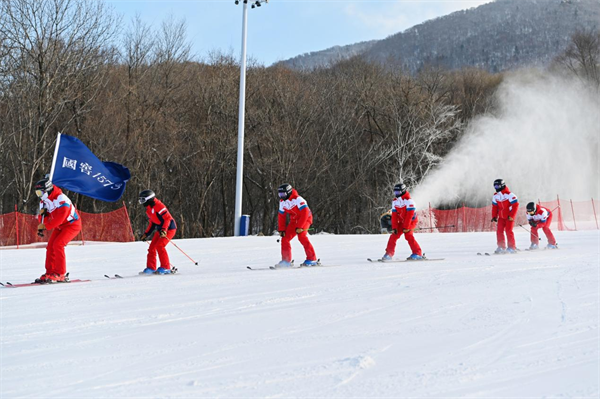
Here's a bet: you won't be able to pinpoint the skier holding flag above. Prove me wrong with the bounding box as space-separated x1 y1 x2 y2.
34 177 82 283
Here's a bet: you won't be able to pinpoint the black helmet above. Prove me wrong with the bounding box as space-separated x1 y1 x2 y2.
278 183 293 200
393 182 406 198
138 189 156 205
526 202 536 215
34 178 53 197
493 178 505 192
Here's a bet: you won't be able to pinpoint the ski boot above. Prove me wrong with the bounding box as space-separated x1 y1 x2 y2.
275 260 293 268
494 247 506 254
156 267 172 275
141 267 156 275
381 253 393 261
406 254 423 261
300 259 318 267
34 273 51 284
528 244 539 250
546 244 558 249
506 247 517 254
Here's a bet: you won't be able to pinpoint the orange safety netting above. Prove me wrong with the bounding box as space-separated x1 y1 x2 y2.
0 207 135 247
417 198 599 233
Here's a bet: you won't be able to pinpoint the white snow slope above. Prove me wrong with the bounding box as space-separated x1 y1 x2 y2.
1 230 599 398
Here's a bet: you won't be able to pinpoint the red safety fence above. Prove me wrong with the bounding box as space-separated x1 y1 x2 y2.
2 198 598 247
418 197 599 233
0 205 135 248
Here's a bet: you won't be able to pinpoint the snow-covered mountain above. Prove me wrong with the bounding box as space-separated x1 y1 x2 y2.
278 0 600 73
1 229 598 397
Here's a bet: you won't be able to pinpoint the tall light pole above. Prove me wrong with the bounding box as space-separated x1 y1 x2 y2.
233 0 268 236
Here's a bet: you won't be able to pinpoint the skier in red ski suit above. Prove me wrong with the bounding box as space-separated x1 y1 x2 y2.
525 202 557 250
491 179 519 253
139 190 177 274
383 182 423 261
277 183 317 267
35 178 82 283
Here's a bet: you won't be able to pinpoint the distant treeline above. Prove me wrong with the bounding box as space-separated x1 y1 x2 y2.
1 0 597 237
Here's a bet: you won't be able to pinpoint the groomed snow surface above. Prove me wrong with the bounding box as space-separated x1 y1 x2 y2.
1 230 598 398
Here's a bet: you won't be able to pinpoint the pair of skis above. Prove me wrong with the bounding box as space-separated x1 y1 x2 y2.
367 256 445 263
247 259 338 271
0 273 90 288
104 267 179 280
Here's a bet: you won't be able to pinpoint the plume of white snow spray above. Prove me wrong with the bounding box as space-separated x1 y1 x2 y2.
412 71 600 208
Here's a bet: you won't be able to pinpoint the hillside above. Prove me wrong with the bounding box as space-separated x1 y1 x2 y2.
278 0 600 73
1 230 599 397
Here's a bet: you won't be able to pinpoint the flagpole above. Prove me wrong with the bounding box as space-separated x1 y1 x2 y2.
48 132 62 181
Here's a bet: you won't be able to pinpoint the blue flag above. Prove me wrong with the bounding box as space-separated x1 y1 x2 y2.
49 133 131 202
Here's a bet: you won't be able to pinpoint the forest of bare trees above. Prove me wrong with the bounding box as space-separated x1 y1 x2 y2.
1 0 597 238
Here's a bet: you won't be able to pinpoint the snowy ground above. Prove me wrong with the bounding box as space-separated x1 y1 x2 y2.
1 230 598 398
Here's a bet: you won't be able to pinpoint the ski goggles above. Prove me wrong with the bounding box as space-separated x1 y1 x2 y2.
138 195 154 204
527 210 536 215
494 184 503 190
394 189 405 196
35 189 45 198
278 191 288 199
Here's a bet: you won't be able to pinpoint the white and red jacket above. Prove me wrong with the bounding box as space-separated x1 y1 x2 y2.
492 186 519 220
391 191 418 230
144 199 176 235
38 187 80 230
526 206 552 225
278 189 313 230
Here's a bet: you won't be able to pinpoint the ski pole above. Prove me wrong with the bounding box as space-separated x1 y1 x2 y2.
518 224 542 241
143 233 199 266
416 225 455 231
168 239 199 266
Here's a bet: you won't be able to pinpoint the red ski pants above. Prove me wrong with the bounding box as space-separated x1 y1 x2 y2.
280 225 316 263
147 229 177 270
45 221 82 275
531 214 556 245
496 218 516 249
385 230 422 257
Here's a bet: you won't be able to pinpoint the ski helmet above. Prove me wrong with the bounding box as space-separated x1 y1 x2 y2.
278 183 292 200
393 182 407 198
493 178 505 192
526 202 536 215
138 189 156 205
34 178 53 197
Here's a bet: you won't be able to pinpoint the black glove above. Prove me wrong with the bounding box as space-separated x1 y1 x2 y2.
491 217 498 223
140 233 148 241
160 229 167 238
279 231 285 237
529 220 537 227
37 229 44 237
391 229 398 235
39 208 47 216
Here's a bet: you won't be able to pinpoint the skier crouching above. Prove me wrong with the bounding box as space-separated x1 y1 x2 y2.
276 183 318 267
525 202 558 250
139 190 177 274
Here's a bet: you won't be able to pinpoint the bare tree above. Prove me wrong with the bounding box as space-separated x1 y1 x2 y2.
555 30 600 88
0 0 119 211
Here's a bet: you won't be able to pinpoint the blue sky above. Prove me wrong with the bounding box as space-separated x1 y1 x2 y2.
108 0 494 65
